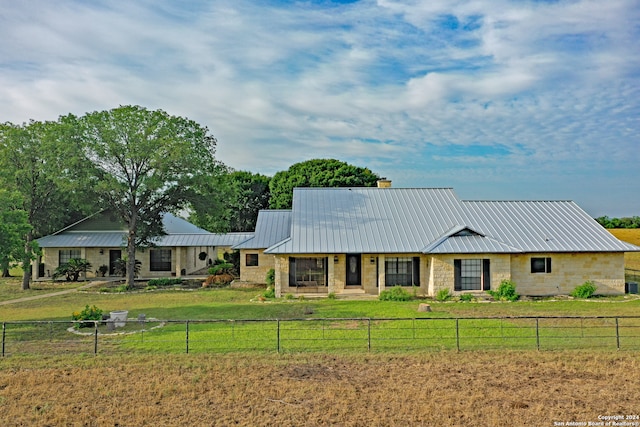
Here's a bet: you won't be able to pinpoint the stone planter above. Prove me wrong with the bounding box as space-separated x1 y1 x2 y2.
110 310 128 328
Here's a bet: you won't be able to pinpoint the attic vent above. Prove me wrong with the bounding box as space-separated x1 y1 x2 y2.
453 229 479 237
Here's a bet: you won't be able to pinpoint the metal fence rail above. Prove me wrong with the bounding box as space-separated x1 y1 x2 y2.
2 316 640 357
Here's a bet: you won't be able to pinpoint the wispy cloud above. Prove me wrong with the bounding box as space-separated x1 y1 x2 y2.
0 0 638 215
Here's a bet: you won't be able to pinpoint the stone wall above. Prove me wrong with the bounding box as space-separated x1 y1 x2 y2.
239 249 275 284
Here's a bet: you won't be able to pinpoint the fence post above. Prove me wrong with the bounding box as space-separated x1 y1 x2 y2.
368 318 371 352
615 317 620 350
94 321 98 355
277 320 280 353
49 321 53 342
2 322 5 357
455 318 460 352
186 320 190 354
536 318 540 351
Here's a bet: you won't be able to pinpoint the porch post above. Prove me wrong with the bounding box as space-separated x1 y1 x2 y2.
175 247 182 277
378 254 386 295
327 255 335 295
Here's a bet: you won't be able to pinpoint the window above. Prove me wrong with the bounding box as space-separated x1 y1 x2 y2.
246 253 259 267
531 257 552 273
150 249 172 271
289 257 327 287
385 257 420 287
59 249 81 265
454 259 491 291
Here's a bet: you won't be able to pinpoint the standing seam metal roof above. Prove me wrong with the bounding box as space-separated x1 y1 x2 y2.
265 187 640 254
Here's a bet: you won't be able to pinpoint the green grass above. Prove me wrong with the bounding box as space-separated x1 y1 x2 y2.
0 277 86 302
3 278 640 355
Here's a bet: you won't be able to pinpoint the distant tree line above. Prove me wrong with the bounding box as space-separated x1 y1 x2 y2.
595 216 640 229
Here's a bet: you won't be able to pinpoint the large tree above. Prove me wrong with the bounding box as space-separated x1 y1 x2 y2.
0 190 32 277
65 105 220 288
0 120 89 289
190 170 270 232
269 159 380 209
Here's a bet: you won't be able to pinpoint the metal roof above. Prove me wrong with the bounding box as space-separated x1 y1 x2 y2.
266 187 471 254
461 200 639 252
233 210 291 249
37 212 253 248
265 187 640 254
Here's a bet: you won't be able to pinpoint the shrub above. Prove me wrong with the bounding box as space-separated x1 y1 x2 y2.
285 293 295 300
488 280 519 302
266 269 275 287
208 261 235 276
327 292 336 300
436 288 452 302
459 293 474 302
96 265 109 277
204 274 234 287
72 304 103 328
147 278 183 287
379 286 413 301
53 258 92 281
263 286 275 299
112 258 141 277
570 281 597 298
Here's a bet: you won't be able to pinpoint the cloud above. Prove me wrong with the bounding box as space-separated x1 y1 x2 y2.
0 0 639 215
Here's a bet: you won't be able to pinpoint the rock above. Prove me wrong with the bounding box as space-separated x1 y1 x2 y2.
417 303 432 312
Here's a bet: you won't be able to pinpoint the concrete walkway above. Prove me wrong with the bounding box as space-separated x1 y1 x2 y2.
0 281 107 306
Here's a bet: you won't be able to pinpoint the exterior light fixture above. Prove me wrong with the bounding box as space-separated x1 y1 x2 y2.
370 257 375 264
334 256 339 263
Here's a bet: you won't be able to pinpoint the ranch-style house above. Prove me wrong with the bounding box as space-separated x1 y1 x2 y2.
234 181 639 297
35 210 252 280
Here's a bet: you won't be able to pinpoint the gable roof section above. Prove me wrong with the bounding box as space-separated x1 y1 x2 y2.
233 210 291 249
37 212 252 248
462 200 639 252
264 187 640 255
266 187 471 254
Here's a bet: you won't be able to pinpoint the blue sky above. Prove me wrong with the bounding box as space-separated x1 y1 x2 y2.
1 0 638 216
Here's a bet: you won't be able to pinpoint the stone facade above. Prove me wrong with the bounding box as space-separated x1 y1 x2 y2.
39 245 218 279
238 249 275 284
511 252 625 295
270 251 626 297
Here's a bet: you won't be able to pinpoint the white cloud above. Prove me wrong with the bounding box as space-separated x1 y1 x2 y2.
0 0 638 215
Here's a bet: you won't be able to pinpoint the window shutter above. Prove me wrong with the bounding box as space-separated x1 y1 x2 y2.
454 259 461 291
483 259 491 291
289 258 296 287
546 257 552 273
412 257 420 286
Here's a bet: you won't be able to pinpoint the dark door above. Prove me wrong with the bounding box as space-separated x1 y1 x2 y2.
346 254 361 287
109 250 122 275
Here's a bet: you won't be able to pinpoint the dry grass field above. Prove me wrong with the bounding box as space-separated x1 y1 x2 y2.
609 228 640 272
1 351 639 426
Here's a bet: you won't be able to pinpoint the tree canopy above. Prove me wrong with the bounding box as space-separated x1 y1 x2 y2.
0 120 91 288
269 158 380 209
65 105 220 287
189 170 270 233
0 190 32 277
595 216 640 229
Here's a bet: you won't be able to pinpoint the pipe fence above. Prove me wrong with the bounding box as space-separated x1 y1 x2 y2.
2 316 640 357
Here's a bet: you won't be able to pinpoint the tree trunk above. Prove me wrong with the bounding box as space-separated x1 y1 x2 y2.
21 230 33 290
126 214 137 289
1 268 10 277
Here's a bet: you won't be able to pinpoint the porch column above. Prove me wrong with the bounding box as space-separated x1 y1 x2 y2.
378 254 386 295
175 247 183 277
327 256 335 294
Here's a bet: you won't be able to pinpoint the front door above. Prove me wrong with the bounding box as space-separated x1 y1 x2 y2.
346 254 361 287
109 250 122 275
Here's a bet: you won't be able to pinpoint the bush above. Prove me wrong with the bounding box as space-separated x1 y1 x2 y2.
208 261 235 276
570 281 597 298
263 286 275 299
266 269 275 287
53 258 92 281
327 292 336 300
71 304 103 328
147 278 183 287
459 293 474 302
487 280 519 302
204 274 234 287
379 286 413 301
436 288 452 302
